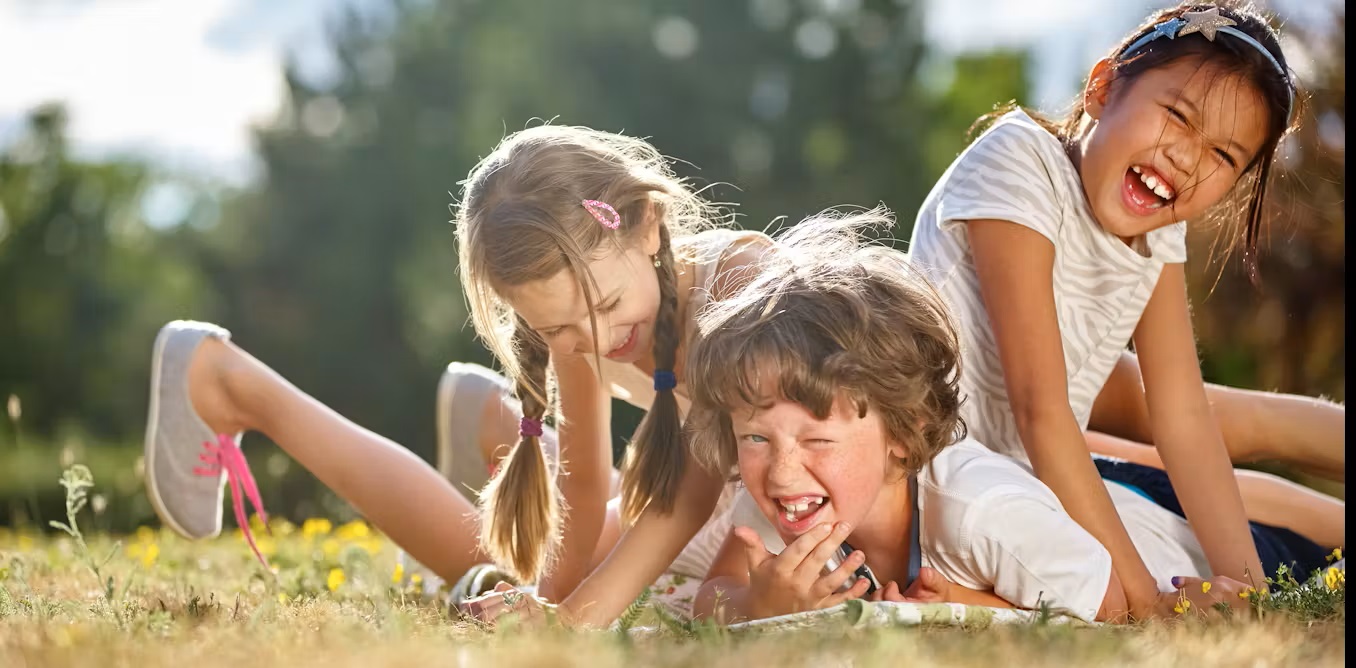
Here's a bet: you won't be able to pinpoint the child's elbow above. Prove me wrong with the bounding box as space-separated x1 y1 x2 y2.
692 577 738 622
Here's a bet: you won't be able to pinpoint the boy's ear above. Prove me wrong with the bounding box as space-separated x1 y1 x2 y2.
887 438 910 461
1084 58 1116 120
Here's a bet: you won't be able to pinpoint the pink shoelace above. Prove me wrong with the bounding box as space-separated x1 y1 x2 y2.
194 434 271 568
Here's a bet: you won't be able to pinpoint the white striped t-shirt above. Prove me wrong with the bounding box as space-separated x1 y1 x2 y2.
907 109 1188 463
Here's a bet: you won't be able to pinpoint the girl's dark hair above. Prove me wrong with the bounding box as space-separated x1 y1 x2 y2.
974 1 1299 280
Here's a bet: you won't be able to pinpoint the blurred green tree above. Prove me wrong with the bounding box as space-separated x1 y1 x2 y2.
204 0 994 469
0 105 217 441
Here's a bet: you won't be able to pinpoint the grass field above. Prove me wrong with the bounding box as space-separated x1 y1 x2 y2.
0 466 1346 668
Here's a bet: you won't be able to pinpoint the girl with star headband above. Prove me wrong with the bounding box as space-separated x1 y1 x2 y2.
905 1 1339 620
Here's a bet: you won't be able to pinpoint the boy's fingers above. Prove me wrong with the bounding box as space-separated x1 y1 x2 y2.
881 580 906 602
811 549 865 599
733 526 773 571
779 522 837 567
824 575 873 608
901 567 946 602
795 522 853 581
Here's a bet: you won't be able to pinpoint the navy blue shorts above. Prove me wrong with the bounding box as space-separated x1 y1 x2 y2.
1094 458 1329 580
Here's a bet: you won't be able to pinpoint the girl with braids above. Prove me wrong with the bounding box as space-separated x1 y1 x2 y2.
141 125 772 628
905 1 1340 621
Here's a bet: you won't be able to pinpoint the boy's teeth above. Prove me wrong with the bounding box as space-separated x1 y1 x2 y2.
779 496 825 522
1144 174 1159 189
1153 184 1172 199
1131 165 1142 174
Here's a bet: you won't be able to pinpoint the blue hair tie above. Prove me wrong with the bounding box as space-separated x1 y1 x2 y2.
1119 8 1293 121
653 370 677 392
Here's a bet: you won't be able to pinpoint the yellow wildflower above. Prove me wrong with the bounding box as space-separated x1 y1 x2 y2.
327 568 345 592
270 518 297 536
127 541 159 568
302 518 333 539
358 538 383 555
140 543 159 568
1324 567 1344 590
335 520 371 541
392 563 405 584
1327 548 1342 563
410 573 424 590
321 538 341 558
1238 586 1257 600
1173 598 1191 615
255 537 278 557
1200 581 1211 594
135 526 156 544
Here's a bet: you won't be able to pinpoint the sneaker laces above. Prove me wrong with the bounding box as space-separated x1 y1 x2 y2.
194 433 271 568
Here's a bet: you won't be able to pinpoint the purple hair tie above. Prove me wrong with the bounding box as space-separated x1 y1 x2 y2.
519 417 544 438
653 370 677 392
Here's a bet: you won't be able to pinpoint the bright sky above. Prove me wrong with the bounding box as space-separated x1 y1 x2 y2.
0 0 1338 186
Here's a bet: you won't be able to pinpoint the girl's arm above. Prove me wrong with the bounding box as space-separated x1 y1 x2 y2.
1097 563 1252 622
558 459 725 627
1131 264 1263 584
536 353 613 601
965 218 1160 618
549 232 772 620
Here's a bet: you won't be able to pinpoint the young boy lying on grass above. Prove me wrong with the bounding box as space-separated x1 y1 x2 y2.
683 210 1258 624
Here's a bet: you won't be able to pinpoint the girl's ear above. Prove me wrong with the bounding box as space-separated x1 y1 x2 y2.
641 196 663 256
1084 58 1116 120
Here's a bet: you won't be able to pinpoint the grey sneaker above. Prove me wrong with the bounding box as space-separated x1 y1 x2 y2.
143 320 237 540
436 362 515 500
448 562 517 604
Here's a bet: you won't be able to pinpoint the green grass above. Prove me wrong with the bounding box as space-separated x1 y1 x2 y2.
0 467 1346 667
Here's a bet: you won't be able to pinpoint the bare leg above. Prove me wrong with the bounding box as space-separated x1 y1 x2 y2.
1233 470 1345 549
1091 351 1345 481
190 337 486 583
1086 431 1345 548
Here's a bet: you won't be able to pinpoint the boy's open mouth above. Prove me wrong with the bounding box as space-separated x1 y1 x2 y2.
776 494 828 533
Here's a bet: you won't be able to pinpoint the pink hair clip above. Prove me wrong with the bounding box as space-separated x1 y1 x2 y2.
582 199 621 230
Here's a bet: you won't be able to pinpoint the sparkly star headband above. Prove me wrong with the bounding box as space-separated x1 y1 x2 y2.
1119 8 1293 120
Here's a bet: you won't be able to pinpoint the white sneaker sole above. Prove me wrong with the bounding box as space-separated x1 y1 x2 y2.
143 323 202 540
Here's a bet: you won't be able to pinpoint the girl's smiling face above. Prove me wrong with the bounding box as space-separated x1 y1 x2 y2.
1076 57 1269 242
504 225 662 363
732 394 909 544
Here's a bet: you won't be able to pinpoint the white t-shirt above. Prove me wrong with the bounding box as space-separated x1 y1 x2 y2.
733 439 1211 623
906 110 1189 462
